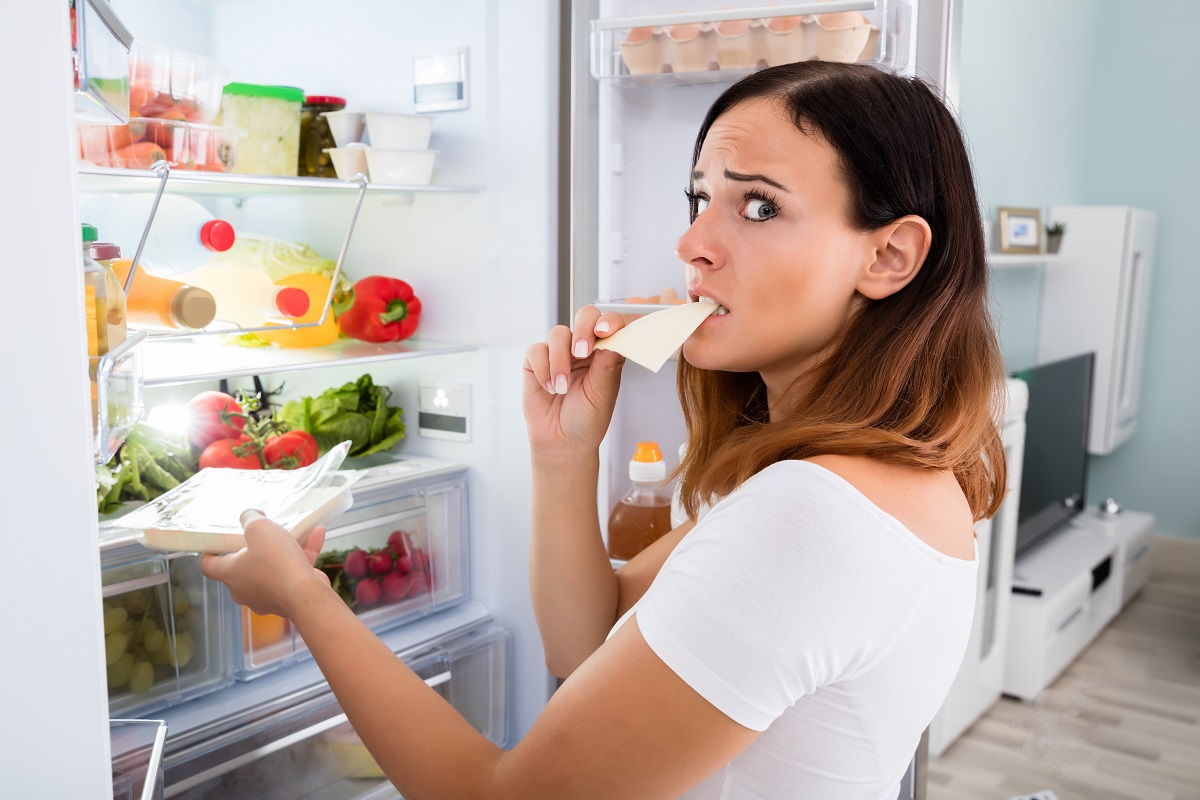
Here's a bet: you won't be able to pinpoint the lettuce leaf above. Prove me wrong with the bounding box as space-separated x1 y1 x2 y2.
279 374 406 457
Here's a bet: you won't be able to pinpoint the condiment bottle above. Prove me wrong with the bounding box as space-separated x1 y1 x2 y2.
606 441 673 561
180 260 311 329
299 95 347 178
89 242 128 350
81 223 109 358
113 260 218 331
79 193 236 276
258 273 340 348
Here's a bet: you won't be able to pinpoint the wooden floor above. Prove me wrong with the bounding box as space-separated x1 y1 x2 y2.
927 565 1200 800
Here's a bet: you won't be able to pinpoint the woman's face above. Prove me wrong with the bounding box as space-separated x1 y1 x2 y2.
678 98 875 396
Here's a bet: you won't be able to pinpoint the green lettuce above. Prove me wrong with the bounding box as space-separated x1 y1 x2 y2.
279 374 406 457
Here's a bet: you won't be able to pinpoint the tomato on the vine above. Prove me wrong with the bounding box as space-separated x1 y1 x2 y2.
185 391 247 450
199 436 263 470
262 431 319 469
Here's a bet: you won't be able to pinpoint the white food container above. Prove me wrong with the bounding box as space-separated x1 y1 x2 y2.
364 148 437 185
364 111 433 149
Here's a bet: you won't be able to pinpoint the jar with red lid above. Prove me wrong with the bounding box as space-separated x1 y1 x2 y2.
299 95 346 177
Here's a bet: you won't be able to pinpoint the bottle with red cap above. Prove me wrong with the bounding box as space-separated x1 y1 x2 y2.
178 260 311 329
606 441 674 562
79 193 236 276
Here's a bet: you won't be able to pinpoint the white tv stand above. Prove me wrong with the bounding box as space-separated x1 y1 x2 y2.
1002 506 1154 701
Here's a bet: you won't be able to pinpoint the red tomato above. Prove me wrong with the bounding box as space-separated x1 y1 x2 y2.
185 391 247 450
262 431 319 469
199 436 263 470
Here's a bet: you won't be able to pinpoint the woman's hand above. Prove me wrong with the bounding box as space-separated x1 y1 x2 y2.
200 510 332 619
523 306 628 454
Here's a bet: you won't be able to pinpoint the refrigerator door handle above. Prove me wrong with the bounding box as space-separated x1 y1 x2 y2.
167 670 451 795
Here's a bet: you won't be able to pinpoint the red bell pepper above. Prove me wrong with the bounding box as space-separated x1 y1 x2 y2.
339 276 422 343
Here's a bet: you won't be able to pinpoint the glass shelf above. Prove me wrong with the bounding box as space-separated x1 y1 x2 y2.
78 166 480 198
142 337 479 386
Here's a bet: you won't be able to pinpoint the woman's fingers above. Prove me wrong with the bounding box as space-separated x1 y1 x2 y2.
523 307 630 397
547 325 573 394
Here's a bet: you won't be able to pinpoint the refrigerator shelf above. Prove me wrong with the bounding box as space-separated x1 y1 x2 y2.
590 0 912 87
78 166 481 198
140 336 479 387
72 0 132 125
988 252 1066 269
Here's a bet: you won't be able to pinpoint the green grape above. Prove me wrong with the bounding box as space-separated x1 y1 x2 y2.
125 590 149 616
103 606 128 635
104 631 130 666
142 628 166 654
128 660 155 695
171 588 190 616
107 652 134 690
167 632 194 669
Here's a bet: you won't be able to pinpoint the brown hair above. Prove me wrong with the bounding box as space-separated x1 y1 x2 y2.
677 61 1007 522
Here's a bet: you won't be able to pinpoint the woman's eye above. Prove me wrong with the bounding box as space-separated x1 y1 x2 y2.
695 196 710 214
743 198 778 221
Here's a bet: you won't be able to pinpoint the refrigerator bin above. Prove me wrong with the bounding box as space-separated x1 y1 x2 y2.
79 119 244 172
110 718 168 800
128 40 231 125
103 549 231 717
233 471 470 679
72 0 133 125
590 0 910 86
165 618 510 799
93 329 147 465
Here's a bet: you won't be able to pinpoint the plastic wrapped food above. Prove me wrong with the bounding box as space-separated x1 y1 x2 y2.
219 83 304 176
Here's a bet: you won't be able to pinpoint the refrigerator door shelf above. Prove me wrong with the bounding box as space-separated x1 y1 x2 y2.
73 0 133 125
590 0 912 86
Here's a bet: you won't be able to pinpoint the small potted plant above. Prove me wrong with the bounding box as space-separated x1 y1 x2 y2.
1045 221 1066 254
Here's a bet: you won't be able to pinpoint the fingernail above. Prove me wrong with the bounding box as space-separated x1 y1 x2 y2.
573 339 588 359
595 321 611 334
545 379 555 394
555 374 568 394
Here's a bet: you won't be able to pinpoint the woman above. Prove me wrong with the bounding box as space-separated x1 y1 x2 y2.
202 60 1006 799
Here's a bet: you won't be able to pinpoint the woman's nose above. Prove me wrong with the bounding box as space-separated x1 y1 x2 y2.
675 213 724 272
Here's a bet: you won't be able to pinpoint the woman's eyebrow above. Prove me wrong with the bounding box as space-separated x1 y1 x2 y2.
691 169 790 192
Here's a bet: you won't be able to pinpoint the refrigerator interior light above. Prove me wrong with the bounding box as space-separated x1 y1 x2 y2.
146 403 190 435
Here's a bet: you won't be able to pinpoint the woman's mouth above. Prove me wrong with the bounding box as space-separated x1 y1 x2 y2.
696 296 729 315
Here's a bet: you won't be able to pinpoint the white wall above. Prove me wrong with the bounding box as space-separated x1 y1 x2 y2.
958 0 1200 541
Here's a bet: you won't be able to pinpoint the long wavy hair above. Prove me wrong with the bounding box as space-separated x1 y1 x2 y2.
676 61 1007 522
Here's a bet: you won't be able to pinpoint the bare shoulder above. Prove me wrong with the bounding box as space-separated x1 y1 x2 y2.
803 454 976 560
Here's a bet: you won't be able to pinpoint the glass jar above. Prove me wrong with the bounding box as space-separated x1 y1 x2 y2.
299 95 346 178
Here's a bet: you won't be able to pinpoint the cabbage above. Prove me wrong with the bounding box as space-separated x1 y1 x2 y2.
206 232 351 292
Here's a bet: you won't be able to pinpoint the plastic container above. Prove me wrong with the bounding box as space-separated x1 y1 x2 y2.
78 119 243 172
234 458 470 679
79 193 236 276
113 259 218 330
72 0 133 125
299 95 346 177
109 719 167 800
607 441 673 561
364 148 437 185
665 21 717 73
323 144 369 180
322 109 366 147
220 82 305 177
90 242 128 350
101 550 230 717
178 261 312 329
81 223 111 358
620 26 665 74
128 40 230 124
363 111 433 150
258 273 340 348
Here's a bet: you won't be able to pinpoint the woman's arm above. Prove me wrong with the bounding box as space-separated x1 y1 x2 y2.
203 514 758 800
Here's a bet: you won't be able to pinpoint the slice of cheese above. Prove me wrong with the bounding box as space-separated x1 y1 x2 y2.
594 301 718 372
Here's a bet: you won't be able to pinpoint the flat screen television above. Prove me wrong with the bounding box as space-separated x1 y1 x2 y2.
1012 352 1095 559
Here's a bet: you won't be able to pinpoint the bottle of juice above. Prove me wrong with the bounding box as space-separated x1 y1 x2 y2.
81 223 109 358
181 260 311 328
258 272 340 348
607 441 674 561
89 242 128 350
113 260 218 331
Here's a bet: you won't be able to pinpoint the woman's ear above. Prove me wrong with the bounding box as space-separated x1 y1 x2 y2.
857 215 932 300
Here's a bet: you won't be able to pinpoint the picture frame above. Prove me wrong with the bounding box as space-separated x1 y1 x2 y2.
998 207 1043 254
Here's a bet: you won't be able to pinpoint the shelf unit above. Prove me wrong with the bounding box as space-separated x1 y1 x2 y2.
987 252 1064 269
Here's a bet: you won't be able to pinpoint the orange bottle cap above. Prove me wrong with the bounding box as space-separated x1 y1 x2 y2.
633 441 662 463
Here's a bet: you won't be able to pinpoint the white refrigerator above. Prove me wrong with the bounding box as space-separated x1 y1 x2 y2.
2 0 965 796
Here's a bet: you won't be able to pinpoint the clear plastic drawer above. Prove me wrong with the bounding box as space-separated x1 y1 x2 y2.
72 0 133 124
234 471 470 679
93 329 147 465
590 0 912 87
110 718 167 800
103 550 231 717
169 620 511 799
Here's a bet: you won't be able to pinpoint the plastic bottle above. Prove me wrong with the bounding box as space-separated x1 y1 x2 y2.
113 260 218 331
607 441 674 561
180 261 311 328
258 273 340 348
80 223 109 358
670 442 689 528
78 193 236 276
89 242 128 350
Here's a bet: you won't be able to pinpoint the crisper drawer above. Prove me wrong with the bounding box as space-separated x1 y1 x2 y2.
103 549 231 717
168 620 511 800
233 476 470 679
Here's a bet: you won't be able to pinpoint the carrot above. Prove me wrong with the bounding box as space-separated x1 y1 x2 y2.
111 142 167 169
